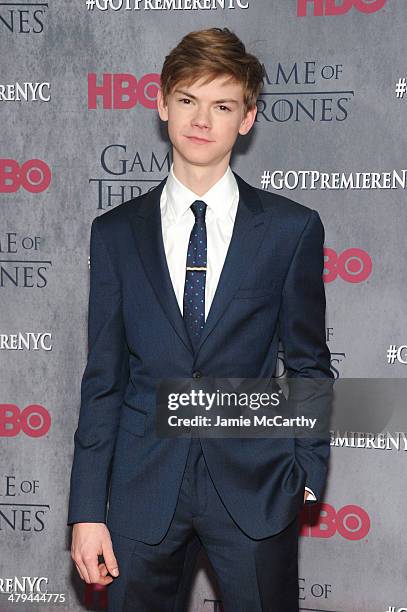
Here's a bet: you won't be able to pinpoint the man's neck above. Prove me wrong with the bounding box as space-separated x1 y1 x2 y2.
172 157 230 196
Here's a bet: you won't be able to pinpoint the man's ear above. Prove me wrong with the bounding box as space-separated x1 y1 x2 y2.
157 88 168 122
239 105 257 136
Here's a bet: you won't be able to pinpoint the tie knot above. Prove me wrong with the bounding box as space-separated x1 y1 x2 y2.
190 199 207 220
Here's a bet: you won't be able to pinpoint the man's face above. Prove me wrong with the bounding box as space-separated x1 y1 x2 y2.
157 74 257 168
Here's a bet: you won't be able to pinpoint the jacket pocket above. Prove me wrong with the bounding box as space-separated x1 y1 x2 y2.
233 284 276 300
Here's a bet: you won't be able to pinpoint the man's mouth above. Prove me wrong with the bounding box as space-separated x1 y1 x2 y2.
185 136 213 144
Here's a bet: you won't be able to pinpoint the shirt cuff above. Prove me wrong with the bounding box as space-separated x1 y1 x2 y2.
304 486 317 502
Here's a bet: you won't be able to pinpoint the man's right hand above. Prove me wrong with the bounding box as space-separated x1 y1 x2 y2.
71 523 119 585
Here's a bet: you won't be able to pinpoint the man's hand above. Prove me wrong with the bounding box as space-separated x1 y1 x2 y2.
303 490 310 503
71 523 119 585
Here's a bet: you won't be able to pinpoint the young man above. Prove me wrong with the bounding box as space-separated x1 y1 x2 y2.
67 27 333 611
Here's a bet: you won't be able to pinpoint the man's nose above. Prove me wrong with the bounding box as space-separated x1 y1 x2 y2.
192 107 211 128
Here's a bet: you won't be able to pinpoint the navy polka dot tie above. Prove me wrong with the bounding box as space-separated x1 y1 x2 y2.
183 199 207 350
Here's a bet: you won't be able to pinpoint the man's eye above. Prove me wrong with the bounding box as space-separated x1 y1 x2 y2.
178 99 231 112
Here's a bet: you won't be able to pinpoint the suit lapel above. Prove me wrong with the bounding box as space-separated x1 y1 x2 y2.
128 171 273 358
128 175 194 355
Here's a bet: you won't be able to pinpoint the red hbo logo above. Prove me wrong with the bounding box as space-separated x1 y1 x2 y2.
0 159 51 193
323 247 372 283
0 404 51 438
300 503 370 540
297 0 386 16
88 73 160 110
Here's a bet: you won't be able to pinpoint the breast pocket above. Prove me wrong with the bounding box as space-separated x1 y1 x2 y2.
119 401 147 437
233 283 276 300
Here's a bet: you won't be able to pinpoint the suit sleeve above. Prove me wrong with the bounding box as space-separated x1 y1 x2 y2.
67 217 129 525
278 210 334 502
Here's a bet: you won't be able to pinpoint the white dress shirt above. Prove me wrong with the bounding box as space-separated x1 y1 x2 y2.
160 162 239 322
160 162 316 502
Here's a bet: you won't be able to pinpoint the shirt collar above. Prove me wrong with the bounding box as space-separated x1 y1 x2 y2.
165 162 238 222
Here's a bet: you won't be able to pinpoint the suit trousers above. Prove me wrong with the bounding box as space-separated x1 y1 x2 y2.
107 436 300 612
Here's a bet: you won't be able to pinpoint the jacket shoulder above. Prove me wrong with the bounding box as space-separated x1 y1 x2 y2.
255 185 315 222
93 188 153 231
234 171 316 223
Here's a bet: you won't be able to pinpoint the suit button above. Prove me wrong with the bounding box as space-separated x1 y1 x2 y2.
192 370 202 378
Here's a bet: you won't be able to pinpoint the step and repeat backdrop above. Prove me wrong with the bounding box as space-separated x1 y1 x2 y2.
1 0 406 610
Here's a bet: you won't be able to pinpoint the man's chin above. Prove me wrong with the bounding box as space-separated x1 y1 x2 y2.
173 148 221 167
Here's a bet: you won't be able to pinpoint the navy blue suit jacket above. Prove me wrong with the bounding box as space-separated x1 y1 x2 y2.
67 171 334 543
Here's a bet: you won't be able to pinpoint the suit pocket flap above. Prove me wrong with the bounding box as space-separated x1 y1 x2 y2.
119 402 147 437
233 283 276 300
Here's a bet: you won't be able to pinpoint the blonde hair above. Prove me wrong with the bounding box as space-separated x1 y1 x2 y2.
160 27 265 116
